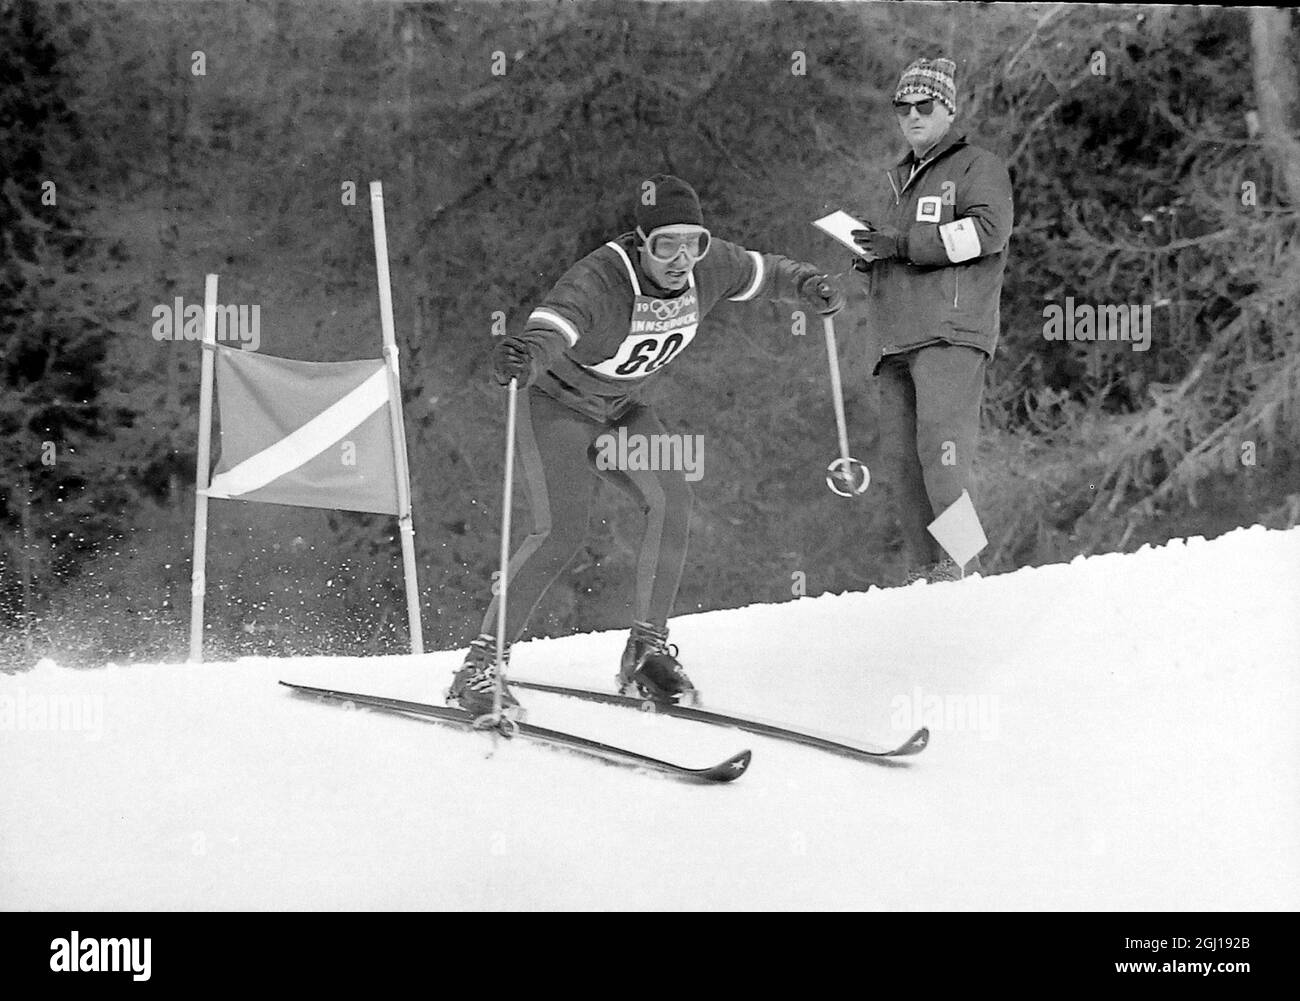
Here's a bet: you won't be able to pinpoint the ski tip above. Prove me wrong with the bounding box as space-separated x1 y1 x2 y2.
281 680 330 699
281 680 315 694
892 727 930 756
701 749 752 782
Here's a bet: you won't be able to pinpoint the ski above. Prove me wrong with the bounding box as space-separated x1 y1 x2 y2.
509 678 929 762
279 681 751 784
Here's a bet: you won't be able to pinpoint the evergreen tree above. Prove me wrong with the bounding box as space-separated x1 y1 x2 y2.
0 0 133 650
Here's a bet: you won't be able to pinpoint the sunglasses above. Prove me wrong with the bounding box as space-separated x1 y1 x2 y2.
639 226 711 263
892 98 937 117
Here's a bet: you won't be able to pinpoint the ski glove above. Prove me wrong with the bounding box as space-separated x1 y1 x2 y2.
798 273 846 316
852 225 907 262
492 336 536 388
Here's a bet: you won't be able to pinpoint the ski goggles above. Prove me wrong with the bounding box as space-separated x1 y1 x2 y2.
638 225 711 263
892 97 938 117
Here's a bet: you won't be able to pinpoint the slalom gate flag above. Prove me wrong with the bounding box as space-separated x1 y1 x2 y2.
206 345 400 515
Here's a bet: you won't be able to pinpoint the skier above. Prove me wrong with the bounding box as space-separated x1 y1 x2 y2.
449 174 845 715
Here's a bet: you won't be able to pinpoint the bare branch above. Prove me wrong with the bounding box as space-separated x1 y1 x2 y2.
1003 3 1069 80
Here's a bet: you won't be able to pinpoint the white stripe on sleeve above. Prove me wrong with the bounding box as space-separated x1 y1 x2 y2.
728 251 766 301
529 308 581 345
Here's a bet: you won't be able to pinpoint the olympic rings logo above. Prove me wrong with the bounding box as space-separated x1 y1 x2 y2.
649 298 687 320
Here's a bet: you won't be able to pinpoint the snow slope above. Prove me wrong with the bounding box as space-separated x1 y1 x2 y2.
2 526 1298 911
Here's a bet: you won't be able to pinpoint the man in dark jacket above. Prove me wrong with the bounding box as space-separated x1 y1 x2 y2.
852 57 1014 581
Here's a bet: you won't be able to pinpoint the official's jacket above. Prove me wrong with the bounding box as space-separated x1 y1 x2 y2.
856 131 1014 369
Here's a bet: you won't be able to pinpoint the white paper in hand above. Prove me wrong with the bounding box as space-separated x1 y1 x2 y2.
813 210 872 256
927 490 988 569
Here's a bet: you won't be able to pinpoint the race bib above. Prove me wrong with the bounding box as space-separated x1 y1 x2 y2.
590 288 700 379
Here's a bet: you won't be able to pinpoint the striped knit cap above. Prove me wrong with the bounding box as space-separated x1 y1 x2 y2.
895 57 957 116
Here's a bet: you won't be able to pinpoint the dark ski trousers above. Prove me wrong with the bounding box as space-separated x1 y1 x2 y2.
479 388 693 642
876 343 987 571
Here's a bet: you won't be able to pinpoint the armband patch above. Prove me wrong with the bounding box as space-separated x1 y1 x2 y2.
939 219 981 263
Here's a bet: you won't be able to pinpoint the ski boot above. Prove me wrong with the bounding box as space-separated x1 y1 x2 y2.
617 621 698 705
446 634 523 719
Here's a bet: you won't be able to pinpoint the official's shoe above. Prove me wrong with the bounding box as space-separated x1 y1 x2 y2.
905 557 964 584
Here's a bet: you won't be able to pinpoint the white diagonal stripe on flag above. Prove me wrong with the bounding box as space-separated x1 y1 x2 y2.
208 367 390 498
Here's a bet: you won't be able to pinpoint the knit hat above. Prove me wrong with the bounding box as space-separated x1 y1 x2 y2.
895 57 957 116
635 174 704 233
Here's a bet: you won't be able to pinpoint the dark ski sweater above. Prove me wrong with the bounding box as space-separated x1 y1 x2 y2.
515 232 822 422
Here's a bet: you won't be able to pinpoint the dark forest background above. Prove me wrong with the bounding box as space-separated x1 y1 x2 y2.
2 0 1298 668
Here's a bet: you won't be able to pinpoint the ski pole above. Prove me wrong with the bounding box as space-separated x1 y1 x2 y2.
492 377 519 728
821 313 870 497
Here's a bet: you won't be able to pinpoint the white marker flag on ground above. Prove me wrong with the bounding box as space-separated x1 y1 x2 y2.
927 489 988 570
